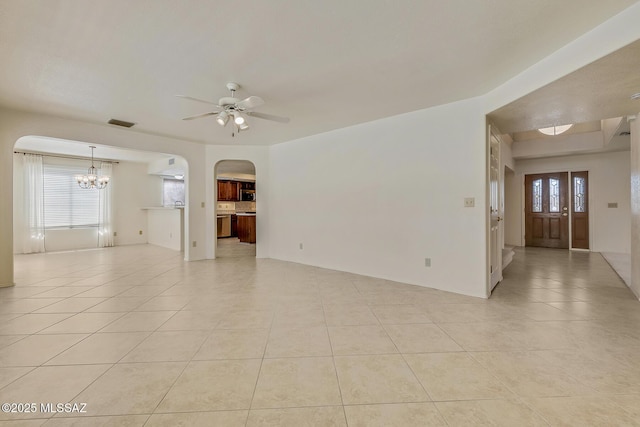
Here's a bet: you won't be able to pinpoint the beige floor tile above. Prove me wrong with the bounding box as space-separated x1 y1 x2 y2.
0 419 46 426
146 411 247 427
120 330 209 362
157 360 261 411
216 310 274 329
133 296 191 311
264 327 332 358
156 310 221 331
344 403 446 427
0 365 110 420
608 395 640 419
97 311 176 332
0 314 73 335
472 351 596 397
324 305 379 326
247 406 346 427
38 313 124 334
33 298 107 313
435 399 549 426
193 328 269 360
328 325 398 355
43 415 149 426
0 298 63 313
85 297 150 313
0 366 33 389
0 335 26 349
334 354 428 405
75 286 133 298
272 305 326 328
252 357 342 409
439 321 577 351
384 324 462 353
32 287 96 298
370 304 432 324
404 352 513 401
0 334 87 367
45 332 149 365
525 396 640 426
72 363 185 416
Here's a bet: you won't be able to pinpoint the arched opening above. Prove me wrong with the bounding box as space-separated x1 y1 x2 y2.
214 160 257 258
12 135 189 257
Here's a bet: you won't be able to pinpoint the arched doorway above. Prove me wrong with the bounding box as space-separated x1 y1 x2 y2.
214 160 257 258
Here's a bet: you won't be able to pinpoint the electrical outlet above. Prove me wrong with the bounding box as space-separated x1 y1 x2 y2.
192 241 197 247
139 230 143 235
201 202 205 208
425 258 431 267
464 197 475 207
299 243 303 250
113 232 117 237
169 232 172 238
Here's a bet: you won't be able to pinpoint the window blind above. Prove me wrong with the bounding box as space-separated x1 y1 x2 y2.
43 164 99 228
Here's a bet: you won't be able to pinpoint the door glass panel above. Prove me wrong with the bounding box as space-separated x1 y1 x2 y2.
532 179 543 212
549 178 560 212
574 176 585 212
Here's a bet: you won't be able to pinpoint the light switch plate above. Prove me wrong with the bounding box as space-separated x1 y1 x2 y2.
464 197 475 207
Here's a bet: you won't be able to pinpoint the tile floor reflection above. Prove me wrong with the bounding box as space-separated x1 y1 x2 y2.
0 245 639 425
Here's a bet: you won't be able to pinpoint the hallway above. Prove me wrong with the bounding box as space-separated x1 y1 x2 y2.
0 245 639 425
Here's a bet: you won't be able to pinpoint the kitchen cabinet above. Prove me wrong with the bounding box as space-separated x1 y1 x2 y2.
237 215 256 243
217 180 239 201
230 214 238 237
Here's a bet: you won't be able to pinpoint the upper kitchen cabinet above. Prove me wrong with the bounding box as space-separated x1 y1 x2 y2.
217 180 239 201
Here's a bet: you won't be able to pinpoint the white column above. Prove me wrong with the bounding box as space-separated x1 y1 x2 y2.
629 114 640 299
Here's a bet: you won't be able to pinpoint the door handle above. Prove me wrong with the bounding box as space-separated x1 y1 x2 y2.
562 213 568 217
497 217 502 222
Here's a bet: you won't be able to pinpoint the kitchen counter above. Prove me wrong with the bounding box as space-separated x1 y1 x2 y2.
236 212 256 216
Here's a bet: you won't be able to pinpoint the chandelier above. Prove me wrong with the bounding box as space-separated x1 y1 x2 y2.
75 146 110 189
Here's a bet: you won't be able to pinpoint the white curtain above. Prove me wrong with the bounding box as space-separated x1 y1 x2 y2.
98 162 114 247
22 154 45 253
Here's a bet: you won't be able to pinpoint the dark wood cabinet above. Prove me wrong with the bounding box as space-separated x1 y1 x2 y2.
237 215 256 243
240 181 255 191
230 214 238 237
217 180 239 201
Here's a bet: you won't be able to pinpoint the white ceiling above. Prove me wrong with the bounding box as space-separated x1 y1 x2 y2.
1 0 637 146
489 40 640 134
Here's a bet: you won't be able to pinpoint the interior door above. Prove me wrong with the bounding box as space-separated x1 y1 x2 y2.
525 172 569 248
571 171 589 249
489 125 502 291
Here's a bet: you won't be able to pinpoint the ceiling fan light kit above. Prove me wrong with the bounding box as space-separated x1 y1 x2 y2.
178 82 289 137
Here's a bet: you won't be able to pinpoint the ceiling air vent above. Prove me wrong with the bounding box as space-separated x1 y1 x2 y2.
108 118 136 128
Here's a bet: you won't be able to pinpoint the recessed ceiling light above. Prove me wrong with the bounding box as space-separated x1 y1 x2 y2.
631 92 640 100
538 124 573 136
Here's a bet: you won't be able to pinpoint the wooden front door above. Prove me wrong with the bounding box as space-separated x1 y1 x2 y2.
525 172 569 248
571 171 589 249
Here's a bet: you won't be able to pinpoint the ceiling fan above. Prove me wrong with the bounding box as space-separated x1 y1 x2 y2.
178 82 289 135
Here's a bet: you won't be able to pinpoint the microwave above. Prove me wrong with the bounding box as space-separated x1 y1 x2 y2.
241 190 255 201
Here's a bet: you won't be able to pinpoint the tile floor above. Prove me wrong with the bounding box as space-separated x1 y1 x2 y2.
0 245 639 426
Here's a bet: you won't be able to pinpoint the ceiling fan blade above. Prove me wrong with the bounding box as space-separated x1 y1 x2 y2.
176 95 222 108
182 111 218 120
236 96 264 110
246 111 290 123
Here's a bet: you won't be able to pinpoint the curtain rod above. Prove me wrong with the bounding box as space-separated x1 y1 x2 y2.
13 151 120 164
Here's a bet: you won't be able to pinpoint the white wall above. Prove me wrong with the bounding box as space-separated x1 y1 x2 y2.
113 161 162 246
515 150 631 253
630 116 640 299
504 167 522 246
147 208 183 251
269 98 488 297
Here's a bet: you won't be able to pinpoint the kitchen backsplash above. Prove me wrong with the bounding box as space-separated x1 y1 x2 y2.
217 201 256 214
235 201 256 212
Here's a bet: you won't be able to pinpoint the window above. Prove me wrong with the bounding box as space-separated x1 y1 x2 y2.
163 178 185 206
43 164 100 228
549 178 560 212
532 179 543 212
574 176 586 212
